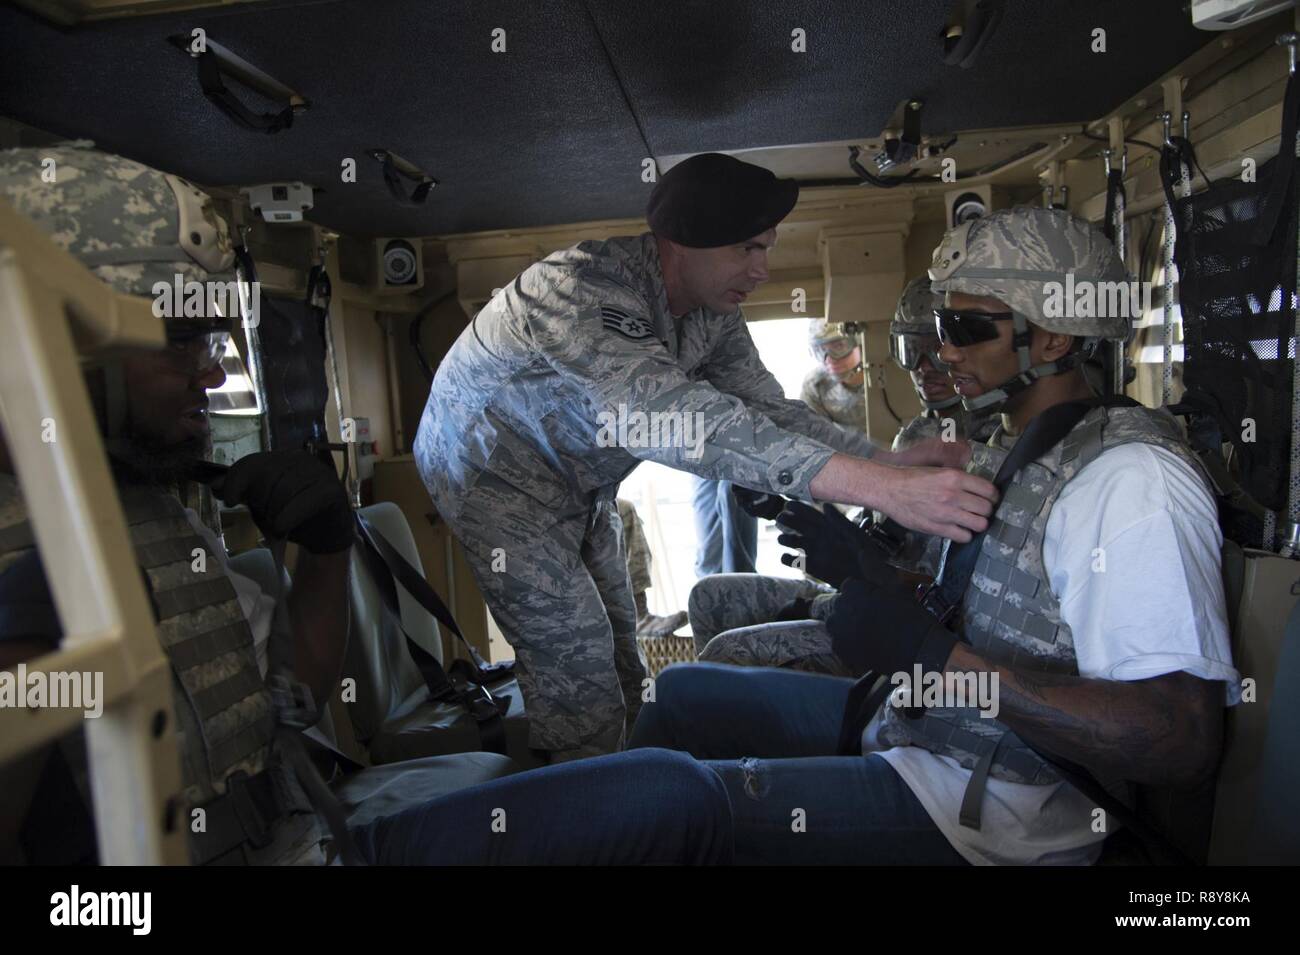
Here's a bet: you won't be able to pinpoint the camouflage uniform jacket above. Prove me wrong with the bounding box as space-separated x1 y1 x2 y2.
800 367 867 435
415 233 879 527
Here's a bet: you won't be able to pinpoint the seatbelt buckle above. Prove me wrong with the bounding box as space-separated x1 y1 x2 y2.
223 771 274 851
915 580 959 624
268 673 318 730
453 677 504 723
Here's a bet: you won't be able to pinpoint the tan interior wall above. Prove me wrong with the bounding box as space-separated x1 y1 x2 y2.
336 298 394 461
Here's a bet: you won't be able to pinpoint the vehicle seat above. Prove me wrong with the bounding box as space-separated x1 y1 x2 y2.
1208 545 1300 863
1246 593 1300 863
344 502 540 768
227 545 525 824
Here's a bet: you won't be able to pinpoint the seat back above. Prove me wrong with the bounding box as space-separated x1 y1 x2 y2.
1247 597 1300 863
1208 547 1300 864
343 502 440 742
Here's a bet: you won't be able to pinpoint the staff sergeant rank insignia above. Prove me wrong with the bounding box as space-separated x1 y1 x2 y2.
600 305 656 342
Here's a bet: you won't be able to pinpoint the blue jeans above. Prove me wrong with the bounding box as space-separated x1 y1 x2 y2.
350 748 733 864
630 663 968 865
691 477 758 576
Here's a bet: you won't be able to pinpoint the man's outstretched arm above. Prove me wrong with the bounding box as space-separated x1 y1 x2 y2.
808 452 995 543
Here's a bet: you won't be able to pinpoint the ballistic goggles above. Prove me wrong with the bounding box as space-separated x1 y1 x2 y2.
811 337 856 362
889 331 949 373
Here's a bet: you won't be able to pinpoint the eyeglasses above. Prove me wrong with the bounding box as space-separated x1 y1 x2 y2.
164 318 233 374
889 332 949 372
811 338 856 361
933 308 1012 348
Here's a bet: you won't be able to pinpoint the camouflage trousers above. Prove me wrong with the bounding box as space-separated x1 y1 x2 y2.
616 498 651 595
687 574 855 677
441 485 648 761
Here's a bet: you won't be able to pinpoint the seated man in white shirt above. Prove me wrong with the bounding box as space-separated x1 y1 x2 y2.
629 206 1238 865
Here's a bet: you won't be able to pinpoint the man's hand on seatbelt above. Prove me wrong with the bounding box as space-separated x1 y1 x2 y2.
216 451 354 554
874 464 997 543
807 454 996 543
824 578 957 678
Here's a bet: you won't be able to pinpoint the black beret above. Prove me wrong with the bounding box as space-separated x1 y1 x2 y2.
646 153 799 248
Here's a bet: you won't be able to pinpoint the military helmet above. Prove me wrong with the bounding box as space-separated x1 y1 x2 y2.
0 141 235 296
889 276 938 336
0 142 241 369
927 206 1131 412
807 317 851 346
929 205 1132 340
0 142 243 437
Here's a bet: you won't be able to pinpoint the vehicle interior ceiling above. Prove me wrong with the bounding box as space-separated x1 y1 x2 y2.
0 2 1297 727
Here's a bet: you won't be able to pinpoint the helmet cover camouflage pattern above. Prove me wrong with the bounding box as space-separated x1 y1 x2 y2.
807 317 851 345
889 276 938 336
0 141 235 297
928 205 1132 340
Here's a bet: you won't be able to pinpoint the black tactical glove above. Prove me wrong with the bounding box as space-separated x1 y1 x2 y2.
731 485 787 520
824 578 957 677
216 451 354 554
772 595 814 622
775 501 896 590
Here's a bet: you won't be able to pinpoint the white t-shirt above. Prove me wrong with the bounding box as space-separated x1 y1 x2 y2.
865 442 1240 866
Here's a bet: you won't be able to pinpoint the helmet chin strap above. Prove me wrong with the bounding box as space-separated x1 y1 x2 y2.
923 394 962 412
959 357 1081 412
832 361 864 383
958 311 1084 413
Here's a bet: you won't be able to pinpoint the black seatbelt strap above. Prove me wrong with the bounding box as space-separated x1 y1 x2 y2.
353 513 510 755
1102 168 1125 245
924 398 1129 622
355 513 510 682
835 673 894 756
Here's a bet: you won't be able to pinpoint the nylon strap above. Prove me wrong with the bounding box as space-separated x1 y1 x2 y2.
353 513 511 756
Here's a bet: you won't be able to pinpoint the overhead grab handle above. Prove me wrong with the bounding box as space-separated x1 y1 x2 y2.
941 0 1005 69
169 35 309 134
370 149 438 205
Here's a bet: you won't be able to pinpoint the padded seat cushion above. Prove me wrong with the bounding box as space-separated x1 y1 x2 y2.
369 677 543 770
333 751 520 830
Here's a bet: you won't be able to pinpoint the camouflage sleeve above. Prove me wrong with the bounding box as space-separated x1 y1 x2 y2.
890 414 932 452
528 274 837 500
800 372 829 419
701 313 880 460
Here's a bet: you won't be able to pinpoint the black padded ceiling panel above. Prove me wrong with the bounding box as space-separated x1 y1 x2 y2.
589 0 1213 153
0 0 1213 238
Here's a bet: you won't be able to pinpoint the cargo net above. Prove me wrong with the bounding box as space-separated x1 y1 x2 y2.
1168 149 1296 550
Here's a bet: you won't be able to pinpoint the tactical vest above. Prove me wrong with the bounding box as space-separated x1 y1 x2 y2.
876 405 1213 806
887 409 999 575
0 477 323 864
892 406 1000 451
